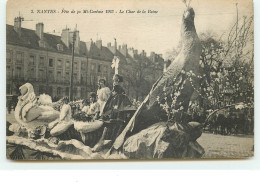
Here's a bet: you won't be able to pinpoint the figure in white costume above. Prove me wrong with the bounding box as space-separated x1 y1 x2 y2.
82 92 100 116
97 79 111 115
48 98 74 136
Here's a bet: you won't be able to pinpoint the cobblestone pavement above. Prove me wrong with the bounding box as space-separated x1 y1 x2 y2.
197 132 254 159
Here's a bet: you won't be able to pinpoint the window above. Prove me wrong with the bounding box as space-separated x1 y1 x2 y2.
81 88 85 98
6 84 11 94
73 73 78 82
30 68 35 78
73 87 77 95
49 58 54 67
57 71 62 81
48 70 54 81
98 65 101 73
16 52 23 64
39 40 46 48
65 72 70 81
81 62 85 70
57 44 63 51
57 59 62 68
74 62 78 70
6 50 12 63
103 65 108 74
81 74 84 83
39 56 45 66
15 67 22 78
29 55 35 66
66 61 70 69
66 87 69 96
6 65 12 78
90 75 96 85
47 86 53 96
39 69 45 80
57 87 61 96
91 64 95 71
39 86 46 94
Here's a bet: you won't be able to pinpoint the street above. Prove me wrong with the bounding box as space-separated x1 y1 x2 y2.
197 132 254 159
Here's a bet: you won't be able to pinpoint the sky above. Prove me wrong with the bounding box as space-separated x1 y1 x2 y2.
6 0 253 57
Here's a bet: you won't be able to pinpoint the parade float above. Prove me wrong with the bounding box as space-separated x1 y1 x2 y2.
6 3 205 160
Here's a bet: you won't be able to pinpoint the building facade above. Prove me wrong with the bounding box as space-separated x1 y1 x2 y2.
6 16 165 101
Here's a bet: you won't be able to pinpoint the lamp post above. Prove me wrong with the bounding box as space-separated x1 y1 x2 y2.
69 31 76 101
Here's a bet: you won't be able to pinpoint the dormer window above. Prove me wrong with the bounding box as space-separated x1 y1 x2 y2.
39 40 46 48
57 44 63 51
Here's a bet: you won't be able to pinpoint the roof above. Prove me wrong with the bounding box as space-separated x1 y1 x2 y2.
87 43 114 62
7 25 40 49
7 25 91 58
6 24 72 55
6 24 164 65
115 50 127 63
79 41 87 56
43 32 71 54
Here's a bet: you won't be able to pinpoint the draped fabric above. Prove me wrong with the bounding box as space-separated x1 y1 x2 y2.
97 87 111 115
6 135 105 160
7 143 61 160
102 94 132 121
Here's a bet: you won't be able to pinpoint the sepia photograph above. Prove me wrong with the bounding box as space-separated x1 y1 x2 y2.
5 0 254 160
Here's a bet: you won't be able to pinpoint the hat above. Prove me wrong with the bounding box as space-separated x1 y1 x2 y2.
114 74 123 83
89 92 96 98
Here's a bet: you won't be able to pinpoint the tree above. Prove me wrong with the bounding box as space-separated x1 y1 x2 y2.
161 13 254 126
122 55 163 101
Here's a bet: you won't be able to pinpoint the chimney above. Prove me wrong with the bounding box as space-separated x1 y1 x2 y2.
61 28 70 47
120 44 128 57
114 38 117 54
14 16 23 37
36 23 44 40
96 39 102 49
142 50 146 57
150 52 155 57
86 39 93 52
107 40 117 54
128 47 134 58
150 52 155 62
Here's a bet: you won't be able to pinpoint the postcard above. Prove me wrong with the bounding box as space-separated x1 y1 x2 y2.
6 0 254 160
